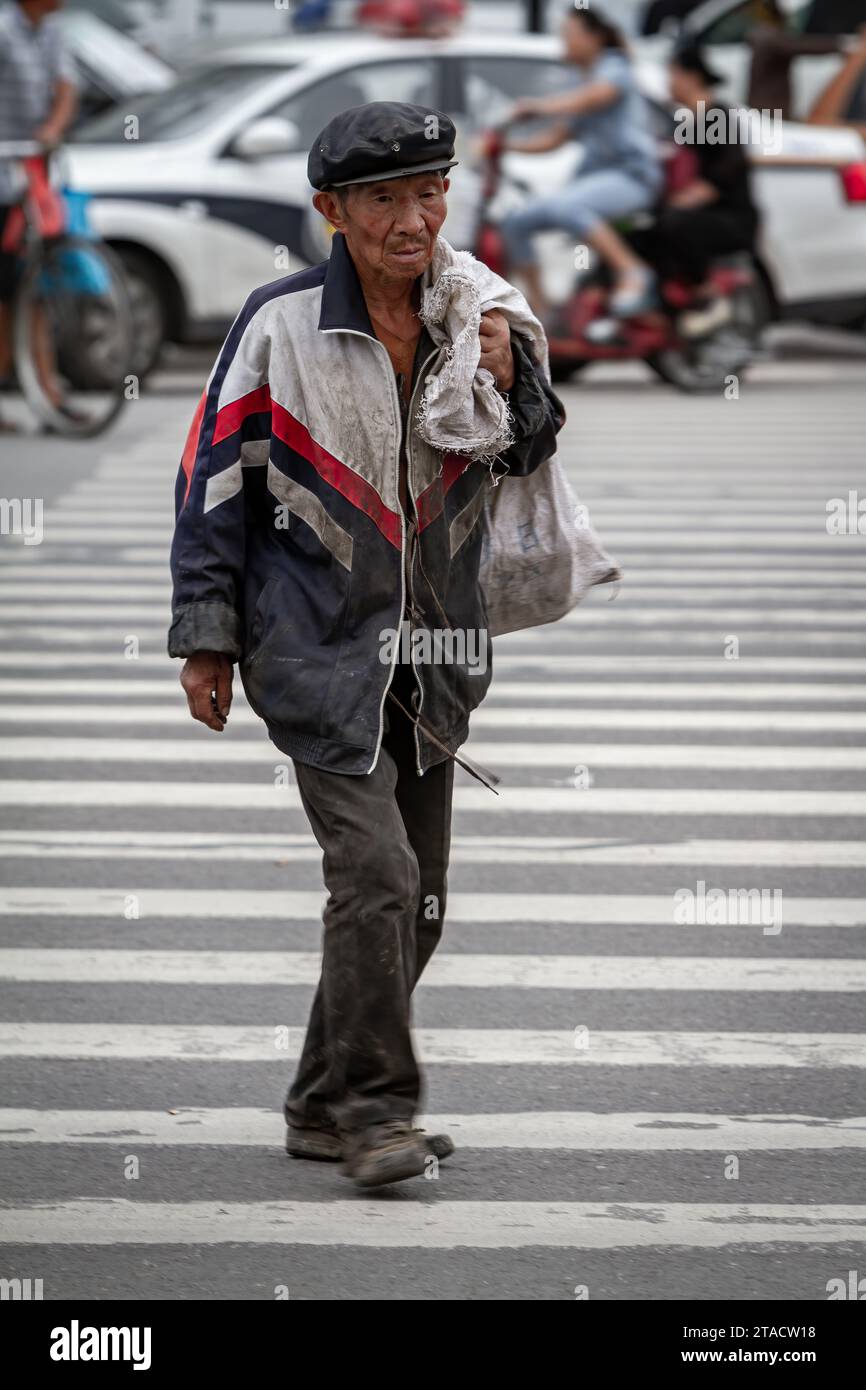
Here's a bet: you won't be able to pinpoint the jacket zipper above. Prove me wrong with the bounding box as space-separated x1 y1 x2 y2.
320 326 404 776
322 325 436 776
403 349 437 775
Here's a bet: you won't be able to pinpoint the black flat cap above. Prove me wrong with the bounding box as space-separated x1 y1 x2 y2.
308 101 458 191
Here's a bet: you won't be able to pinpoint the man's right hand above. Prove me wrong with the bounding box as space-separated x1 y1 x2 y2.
180 650 234 732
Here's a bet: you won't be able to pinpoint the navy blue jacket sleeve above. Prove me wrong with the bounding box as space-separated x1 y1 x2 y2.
167 298 272 661
493 333 566 479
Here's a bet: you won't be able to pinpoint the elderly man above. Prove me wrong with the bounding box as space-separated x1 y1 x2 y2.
169 103 564 1188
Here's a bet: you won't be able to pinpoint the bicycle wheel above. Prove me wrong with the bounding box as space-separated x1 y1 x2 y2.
13 235 133 438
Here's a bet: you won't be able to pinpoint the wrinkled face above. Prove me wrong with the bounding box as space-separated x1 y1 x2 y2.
314 171 449 284
561 14 604 65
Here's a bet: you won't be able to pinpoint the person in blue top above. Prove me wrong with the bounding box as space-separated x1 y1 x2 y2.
499 3 663 321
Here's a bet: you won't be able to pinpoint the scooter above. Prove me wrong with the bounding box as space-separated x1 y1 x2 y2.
473 126 769 392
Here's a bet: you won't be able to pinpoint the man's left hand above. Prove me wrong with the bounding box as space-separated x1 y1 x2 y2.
479 310 515 391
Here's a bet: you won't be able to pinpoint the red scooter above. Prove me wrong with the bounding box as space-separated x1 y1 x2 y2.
473 127 768 392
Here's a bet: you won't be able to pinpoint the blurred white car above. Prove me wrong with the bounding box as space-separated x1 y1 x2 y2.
60 11 174 124
64 31 866 372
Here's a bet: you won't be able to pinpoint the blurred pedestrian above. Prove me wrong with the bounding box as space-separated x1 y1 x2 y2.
746 1 861 118
630 44 760 337
0 0 77 431
498 3 663 321
806 23 866 135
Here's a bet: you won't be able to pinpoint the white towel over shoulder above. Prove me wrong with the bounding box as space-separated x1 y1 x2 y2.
415 237 548 461
415 236 621 635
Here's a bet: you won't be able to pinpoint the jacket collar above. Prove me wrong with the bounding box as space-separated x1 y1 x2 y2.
318 231 440 386
318 232 377 337
319 232 432 340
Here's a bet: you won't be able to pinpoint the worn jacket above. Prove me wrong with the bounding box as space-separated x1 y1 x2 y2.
168 232 564 775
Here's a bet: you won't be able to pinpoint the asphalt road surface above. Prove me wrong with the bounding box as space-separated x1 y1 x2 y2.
0 351 864 1301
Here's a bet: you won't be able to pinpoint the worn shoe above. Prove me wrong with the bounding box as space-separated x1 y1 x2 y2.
285 1125 343 1161
286 1123 454 1165
342 1120 443 1189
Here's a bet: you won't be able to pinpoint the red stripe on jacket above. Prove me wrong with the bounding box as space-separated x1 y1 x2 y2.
415 451 472 531
212 384 272 446
182 384 403 549
180 390 208 507
272 400 402 550
181 385 272 507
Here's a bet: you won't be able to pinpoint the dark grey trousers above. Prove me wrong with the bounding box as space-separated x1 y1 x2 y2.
284 668 455 1134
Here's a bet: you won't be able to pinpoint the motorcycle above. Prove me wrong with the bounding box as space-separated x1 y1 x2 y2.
472 126 770 392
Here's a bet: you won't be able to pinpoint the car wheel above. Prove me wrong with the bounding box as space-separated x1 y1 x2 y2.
115 248 170 381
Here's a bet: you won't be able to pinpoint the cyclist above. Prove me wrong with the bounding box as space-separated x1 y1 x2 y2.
498 3 663 322
0 0 77 431
629 44 761 338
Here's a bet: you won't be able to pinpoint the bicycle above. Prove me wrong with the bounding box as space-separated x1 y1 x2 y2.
0 141 133 437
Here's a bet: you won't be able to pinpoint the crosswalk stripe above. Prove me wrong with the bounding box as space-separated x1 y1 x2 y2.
3 888 859 923
4 530 861 548
2 1198 864 1248
0 1024 862 1065
4 737 865 771
116 545 866 568
4 583 864 603
60 482 848 495
1 783 862 817
0 651 861 673
5 626 862 647
43 511 842 529
0 675 838 702
13 494 863 512
3 704 865 729
2 1108 863 1150
3 888 858 924
21 491 866 511
3 576 866 596
55 512 846 531
0 831 859 866
0 604 862 625
1 949 861 990
1 679 863 702
5 581 866 603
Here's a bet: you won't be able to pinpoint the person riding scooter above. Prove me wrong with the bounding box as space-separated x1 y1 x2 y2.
629 43 761 338
498 2 663 323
